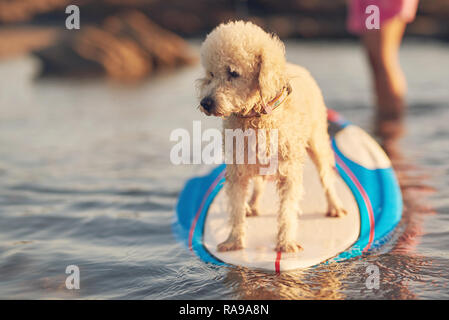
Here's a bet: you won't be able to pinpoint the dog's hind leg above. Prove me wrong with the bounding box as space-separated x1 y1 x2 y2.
217 171 249 252
308 131 347 218
246 176 266 217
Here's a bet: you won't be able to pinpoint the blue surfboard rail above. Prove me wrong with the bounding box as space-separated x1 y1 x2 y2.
173 110 403 268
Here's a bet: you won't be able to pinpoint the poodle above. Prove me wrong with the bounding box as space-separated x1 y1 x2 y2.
198 21 347 253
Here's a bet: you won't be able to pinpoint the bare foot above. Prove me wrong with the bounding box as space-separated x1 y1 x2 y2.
217 238 244 252
275 242 303 253
327 206 348 218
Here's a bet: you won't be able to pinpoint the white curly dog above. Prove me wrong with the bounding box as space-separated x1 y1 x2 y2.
198 21 347 253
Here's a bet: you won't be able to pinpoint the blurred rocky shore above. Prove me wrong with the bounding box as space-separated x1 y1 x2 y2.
1 0 448 81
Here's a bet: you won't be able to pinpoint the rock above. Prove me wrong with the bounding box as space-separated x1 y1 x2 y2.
32 11 197 81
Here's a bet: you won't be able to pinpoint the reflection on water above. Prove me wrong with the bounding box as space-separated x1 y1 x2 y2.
370 116 436 299
224 264 353 300
0 41 448 299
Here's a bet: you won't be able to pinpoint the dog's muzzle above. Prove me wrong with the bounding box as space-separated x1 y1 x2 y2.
200 97 215 113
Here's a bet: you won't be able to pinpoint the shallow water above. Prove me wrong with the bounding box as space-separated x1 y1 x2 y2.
0 40 448 299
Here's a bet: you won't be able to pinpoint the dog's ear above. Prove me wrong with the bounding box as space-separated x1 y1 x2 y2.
258 36 286 107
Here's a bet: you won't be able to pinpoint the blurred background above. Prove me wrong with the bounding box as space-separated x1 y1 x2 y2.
0 0 448 299
0 0 448 80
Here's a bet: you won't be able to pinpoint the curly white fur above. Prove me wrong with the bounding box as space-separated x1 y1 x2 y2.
198 21 347 253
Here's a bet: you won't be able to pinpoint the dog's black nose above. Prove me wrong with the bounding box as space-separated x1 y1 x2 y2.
200 97 215 112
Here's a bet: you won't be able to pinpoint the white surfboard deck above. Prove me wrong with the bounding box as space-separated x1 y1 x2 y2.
203 156 360 271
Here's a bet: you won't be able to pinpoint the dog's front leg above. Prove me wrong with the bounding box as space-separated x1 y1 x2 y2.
217 171 249 252
275 169 304 253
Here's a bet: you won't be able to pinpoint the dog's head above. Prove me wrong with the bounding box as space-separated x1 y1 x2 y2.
198 21 287 117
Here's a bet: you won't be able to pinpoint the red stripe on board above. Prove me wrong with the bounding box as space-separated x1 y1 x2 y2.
275 251 282 273
188 170 226 251
334 154 375 252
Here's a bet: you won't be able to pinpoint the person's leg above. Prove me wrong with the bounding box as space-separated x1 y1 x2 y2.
362 17 407 141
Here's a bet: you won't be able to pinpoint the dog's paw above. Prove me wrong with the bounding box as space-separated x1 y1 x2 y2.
245 205 259 217
275 242 303 253
327 206 348 218
217 238 244 252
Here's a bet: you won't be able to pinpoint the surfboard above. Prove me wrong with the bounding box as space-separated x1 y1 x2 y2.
173 109 403 272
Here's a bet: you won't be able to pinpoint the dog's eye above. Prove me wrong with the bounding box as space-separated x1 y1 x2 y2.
209 72 214 78
228 69 240 79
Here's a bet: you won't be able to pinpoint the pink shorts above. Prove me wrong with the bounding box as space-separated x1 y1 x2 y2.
347 0 419 34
